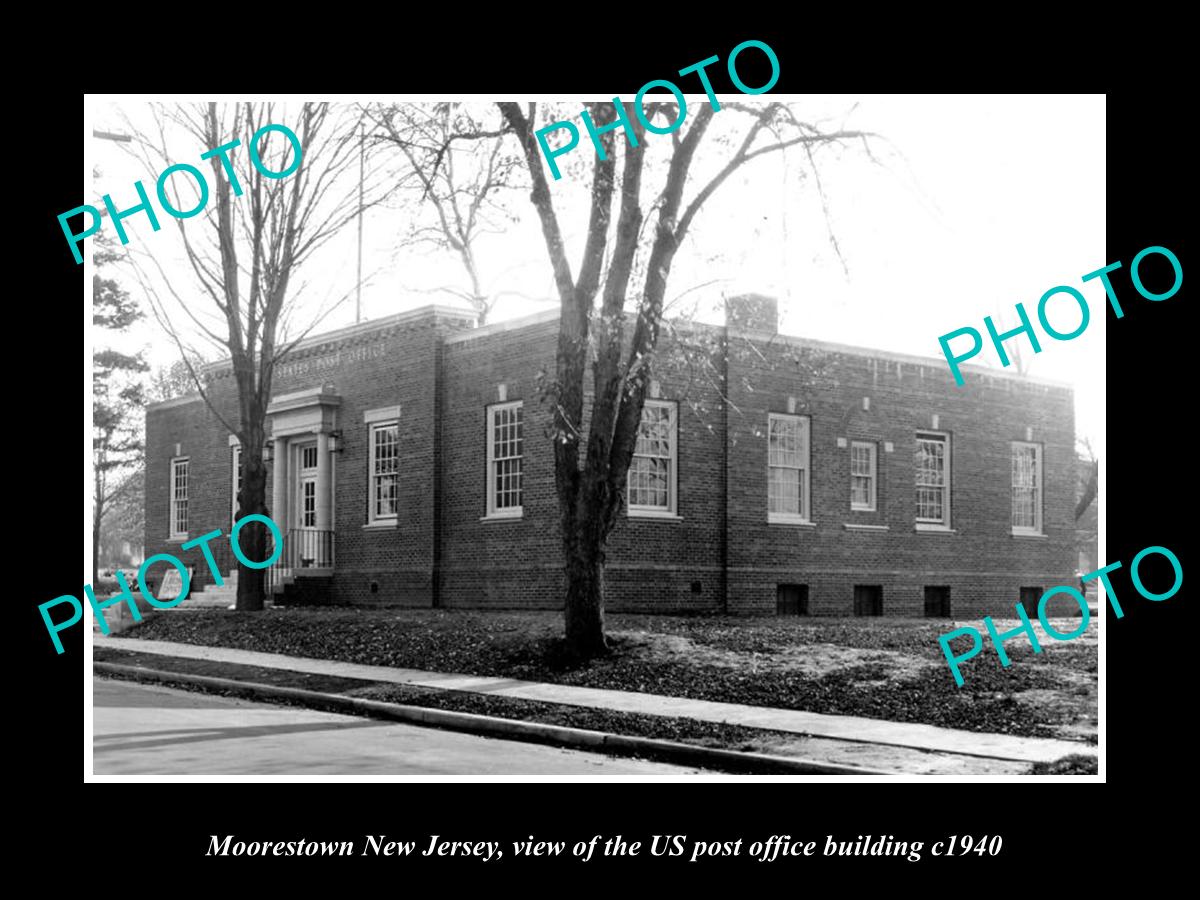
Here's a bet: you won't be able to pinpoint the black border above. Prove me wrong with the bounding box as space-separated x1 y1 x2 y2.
24 25 1192 882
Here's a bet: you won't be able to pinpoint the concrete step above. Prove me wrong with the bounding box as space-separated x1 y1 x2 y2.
186 571 277 609
90 570 272 629
187 571 239 608
187 593 237 609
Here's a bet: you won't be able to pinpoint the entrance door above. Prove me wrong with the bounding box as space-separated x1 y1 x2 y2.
295 442 318 566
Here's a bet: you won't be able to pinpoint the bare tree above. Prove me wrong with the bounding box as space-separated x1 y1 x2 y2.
148 355 207 403
120 102 392 610
100 467 145 567
993 309 1032 376
495 99 873 657
364 103 524 323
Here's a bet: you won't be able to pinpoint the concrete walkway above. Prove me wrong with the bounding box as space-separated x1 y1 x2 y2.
95 679 702 776
94 636 1092 764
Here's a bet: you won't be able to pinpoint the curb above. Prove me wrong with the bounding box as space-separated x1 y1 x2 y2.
95 661 896 776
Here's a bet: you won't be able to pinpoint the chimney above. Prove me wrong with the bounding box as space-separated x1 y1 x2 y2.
724 293 778 334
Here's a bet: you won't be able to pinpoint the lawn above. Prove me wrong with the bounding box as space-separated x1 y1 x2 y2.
115 608 1097 743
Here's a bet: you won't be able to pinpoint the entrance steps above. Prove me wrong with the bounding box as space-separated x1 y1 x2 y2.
187 570 239 609
187 570 277 609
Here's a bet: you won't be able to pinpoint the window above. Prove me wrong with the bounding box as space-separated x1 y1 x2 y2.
230 444 243 527
302 480 317 528
368 421 399 523
915 432 950 527
768 414 810 523
850 441 877 511
169 457 189 539
1012 442 1043 534
628 400 678 516
486 401 524 518
298 442 318 529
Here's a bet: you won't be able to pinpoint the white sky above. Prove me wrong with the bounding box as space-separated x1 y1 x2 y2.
88 94 1105 456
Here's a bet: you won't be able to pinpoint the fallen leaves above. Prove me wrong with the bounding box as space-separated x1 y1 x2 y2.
116 609 1095 739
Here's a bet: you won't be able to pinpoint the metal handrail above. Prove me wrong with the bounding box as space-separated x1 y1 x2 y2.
264 528 334 595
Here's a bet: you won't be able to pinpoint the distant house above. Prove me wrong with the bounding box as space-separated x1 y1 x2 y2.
144 296 1078 618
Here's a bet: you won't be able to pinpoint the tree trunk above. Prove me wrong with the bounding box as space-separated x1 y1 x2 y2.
563 537 609 659
559 489 614 657
235 432 269 611
92 498 103 589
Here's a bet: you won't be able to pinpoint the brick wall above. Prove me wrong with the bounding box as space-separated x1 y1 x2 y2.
145 305 1078 618
439 316 563 608
143 379 240 595
723 331 1077 618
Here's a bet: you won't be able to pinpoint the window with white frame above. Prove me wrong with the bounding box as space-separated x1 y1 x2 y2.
915 432 950 527
368 421 399 523
768 413 810 523
230 444 243 527
298 442 318 529
850 441 877 511
170 457 189 539
628 400 677 516
486 401 524 517
1012 441 1043 534
301 480 317 528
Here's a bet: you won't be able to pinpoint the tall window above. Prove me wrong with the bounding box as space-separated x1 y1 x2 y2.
915 432 950 527
230 444 243 527
768 413 810 523
486 401 524 517
628 400 677 516
368 421 399 524
302 481 317 528
170 457 189 539
1012 441 1043 534
299 443 318 529
850 441 877 511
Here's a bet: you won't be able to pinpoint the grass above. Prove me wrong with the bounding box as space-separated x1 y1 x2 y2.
115 608 1097 742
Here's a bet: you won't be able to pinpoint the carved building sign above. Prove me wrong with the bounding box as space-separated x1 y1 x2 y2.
275 340 388 381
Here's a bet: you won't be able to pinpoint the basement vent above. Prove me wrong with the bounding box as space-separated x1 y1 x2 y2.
776 584 809 615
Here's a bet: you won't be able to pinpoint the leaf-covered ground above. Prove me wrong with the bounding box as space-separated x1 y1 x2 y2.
1029 754 1099 775
116 609 1097 741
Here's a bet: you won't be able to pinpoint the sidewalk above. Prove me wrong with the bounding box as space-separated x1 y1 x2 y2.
94 636 1092 764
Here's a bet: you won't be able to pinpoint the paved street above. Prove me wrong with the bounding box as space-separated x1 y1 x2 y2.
93 678 704 776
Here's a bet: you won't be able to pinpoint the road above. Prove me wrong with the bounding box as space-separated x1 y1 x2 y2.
93 678 704 776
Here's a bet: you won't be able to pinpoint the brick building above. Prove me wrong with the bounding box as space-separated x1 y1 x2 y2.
144 296 1079 618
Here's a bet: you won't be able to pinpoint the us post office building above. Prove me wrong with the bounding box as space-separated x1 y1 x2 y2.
144 296 1078 617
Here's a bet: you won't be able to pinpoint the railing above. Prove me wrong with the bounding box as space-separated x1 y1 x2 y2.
264 528 335 595
289 528 335 569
